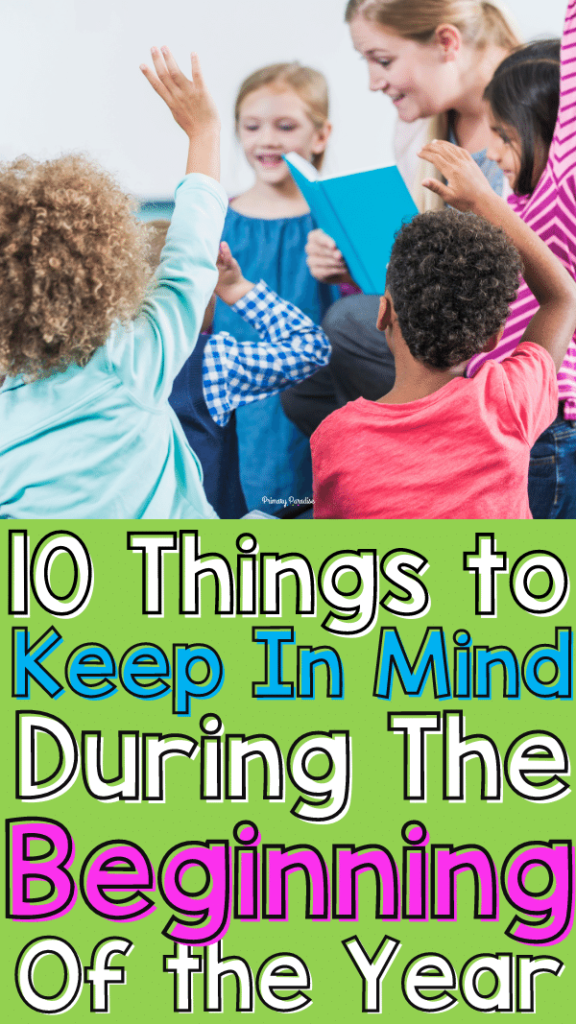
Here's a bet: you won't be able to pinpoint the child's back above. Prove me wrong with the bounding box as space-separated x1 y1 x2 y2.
0 50 227 520
0 171 226 519
312 344 556 518
312 160 576 520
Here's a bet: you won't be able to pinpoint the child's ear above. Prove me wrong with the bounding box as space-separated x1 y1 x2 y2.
377 294 392 332
483 324 505 352
312 121 332 156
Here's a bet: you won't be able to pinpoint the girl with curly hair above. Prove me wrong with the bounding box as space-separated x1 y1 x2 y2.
0 49 231 518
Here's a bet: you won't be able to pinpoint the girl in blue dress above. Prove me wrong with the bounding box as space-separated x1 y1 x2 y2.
211 63 338 513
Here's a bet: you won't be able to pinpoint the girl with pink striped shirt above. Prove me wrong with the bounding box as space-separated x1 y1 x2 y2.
458 0 576 517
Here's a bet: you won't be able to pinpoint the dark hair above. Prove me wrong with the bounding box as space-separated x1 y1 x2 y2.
484 39 560 195
386 210 522 369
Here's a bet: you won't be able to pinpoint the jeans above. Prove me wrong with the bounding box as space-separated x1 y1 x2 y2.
529 410 576 519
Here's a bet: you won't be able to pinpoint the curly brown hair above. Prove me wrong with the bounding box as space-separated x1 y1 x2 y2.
386 210 522 369
0 154 150 380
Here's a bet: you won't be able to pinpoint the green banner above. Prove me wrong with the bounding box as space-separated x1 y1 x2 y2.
1 521 573 1019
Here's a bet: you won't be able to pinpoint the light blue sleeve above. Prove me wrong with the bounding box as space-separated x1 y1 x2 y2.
107 173 227 406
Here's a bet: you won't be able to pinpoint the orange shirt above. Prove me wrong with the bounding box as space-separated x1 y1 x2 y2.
311 343 557 520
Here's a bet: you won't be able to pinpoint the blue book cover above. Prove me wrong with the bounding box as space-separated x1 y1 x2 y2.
284 152 417 295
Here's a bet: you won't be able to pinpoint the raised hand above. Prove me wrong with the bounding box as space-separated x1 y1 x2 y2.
215 242 254 306
422 141 576 371
140 48 220 178
419 140 496 214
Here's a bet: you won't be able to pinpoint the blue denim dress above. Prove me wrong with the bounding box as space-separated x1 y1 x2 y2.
212 207 338 513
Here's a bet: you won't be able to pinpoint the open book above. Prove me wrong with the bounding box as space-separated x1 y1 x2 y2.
284 152 417 295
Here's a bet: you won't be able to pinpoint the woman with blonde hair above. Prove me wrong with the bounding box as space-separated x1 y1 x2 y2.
347 0 520 211
282 0 522 436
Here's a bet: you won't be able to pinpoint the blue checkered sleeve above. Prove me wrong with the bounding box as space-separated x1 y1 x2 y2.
202 281 331 427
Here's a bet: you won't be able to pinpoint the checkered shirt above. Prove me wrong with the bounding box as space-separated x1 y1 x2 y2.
203 281 330 427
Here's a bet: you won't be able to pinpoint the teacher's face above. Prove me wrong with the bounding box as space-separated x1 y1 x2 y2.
350 15 458 122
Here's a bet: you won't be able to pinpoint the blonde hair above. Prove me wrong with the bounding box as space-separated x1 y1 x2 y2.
344 0 519 49
345 1 520 210
0 154 149 380
234 63 330 169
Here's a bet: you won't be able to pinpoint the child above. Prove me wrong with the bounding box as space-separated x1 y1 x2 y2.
311 142 576 519
0 50 229 519
212 63 337 513
459 0 576 518
145 225 330 519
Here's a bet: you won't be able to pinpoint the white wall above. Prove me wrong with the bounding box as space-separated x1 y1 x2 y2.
1 0 567 198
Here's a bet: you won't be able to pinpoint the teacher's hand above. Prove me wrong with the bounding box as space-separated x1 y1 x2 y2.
306 229 355 285
419 140 497 215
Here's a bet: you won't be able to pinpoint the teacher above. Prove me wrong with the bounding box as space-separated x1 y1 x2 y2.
281 0 521 435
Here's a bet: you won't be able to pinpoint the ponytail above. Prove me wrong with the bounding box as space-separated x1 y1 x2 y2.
478 2 521 50
414 115 449 212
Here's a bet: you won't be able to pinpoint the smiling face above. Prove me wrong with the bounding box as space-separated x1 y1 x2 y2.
349 15 461 122
236 86 330 184
486 112 548 195
486 119 522 189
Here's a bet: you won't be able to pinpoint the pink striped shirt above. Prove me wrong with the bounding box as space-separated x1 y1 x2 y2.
468 0 576 420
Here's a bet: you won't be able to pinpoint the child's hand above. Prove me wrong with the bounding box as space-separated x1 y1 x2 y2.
141 49 220 179
306 229 354 284
419 141 497 214
141 48 219 138
215 242 254 306
217 240 242 289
